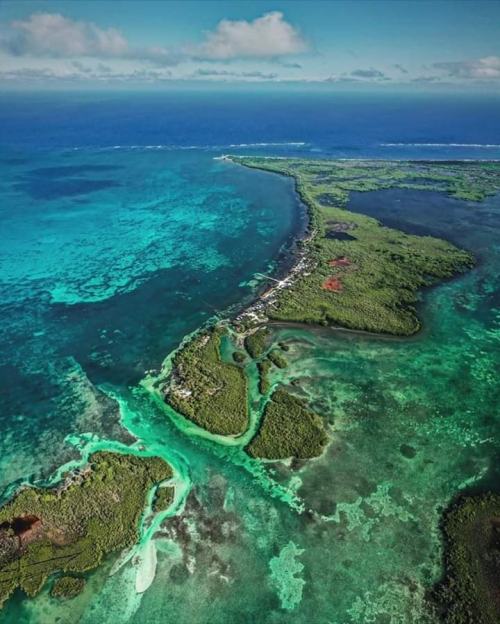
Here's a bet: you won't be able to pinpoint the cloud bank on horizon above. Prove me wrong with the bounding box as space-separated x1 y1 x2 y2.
0 1 499 88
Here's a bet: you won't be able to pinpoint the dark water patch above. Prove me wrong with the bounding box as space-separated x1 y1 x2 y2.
316 175 376 183
402 176 447 185
407 160 489 166
0 515 40 537
14 178 121 200
317 193 339 207
0 157 27 166
325 231 356 241
27 164 123 178
348 188 500 251
400 444 417 459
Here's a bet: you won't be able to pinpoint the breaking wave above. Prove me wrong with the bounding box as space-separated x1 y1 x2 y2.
72 142 308 152
381 142 500 148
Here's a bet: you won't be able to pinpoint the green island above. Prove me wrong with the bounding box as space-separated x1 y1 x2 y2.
267 349 288 369
257 358 273 395
0 451 172 607
162 159 500 464
165 326 248 435
246 388 328 460
153 486 176 514
432 494 500 624
51 575 86 599
165 321 328 457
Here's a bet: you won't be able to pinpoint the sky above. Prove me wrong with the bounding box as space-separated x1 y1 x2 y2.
0 0 499 89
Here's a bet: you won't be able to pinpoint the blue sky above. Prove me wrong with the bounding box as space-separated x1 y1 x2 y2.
0 0 499 89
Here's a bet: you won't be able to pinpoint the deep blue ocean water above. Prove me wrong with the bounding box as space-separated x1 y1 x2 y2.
2 90 500 158
1 90 500 622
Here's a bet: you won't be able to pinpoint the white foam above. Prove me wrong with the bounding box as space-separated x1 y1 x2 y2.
71 141 308 152
381 142 500 148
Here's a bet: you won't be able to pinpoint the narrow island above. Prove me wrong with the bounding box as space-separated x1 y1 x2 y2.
0 451 172 607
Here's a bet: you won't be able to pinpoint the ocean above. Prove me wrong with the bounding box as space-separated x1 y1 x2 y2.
0 90 499 623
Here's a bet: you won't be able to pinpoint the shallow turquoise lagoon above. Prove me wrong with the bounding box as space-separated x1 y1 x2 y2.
0 151 499 624
0 148 303 488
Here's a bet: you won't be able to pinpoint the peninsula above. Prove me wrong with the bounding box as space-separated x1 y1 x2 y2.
163 158 499 459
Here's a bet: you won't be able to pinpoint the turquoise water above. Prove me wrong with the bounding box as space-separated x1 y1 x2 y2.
1 96 499 621
1 163 499 622
0 148 303 490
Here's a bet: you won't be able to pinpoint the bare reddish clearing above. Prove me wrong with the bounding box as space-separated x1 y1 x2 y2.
322 276 343 292
329 256 352 267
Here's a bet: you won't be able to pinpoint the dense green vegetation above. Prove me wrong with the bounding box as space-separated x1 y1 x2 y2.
257 358 272 395
153 486 175 514
166 327 249 435
0 452 172 608
246 388 328 459
244 327 271 358
230 157 489 335
163 160 498 465
51 576 85 599
255 352 286 396
268 350 288 369
432 494 500 624
232 350 246 364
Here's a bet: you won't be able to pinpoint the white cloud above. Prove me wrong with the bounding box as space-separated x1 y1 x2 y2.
1 10 305 70
7 12 128 57
194 11 306 60
434 56 500 79
3 12 177 65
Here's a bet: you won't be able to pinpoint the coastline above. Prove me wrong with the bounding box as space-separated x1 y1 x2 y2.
157 157 491 469
2 154 499 619
225 156 477 335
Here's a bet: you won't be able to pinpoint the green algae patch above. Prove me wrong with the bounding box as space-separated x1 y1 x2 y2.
51 575 85 599
269 541 305 611
166 327 249 435
246 388 328 460
0 451 172 609
231 157 484 335
432 493 500 624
